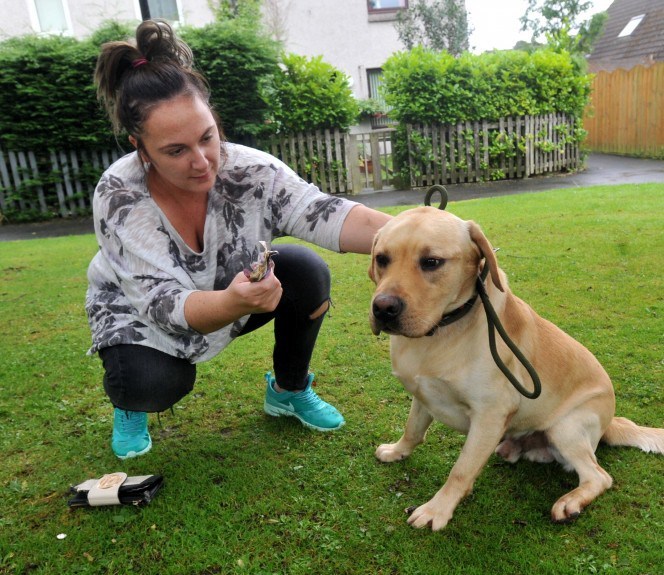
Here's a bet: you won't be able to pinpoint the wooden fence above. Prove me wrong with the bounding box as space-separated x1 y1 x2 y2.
1 114 580 220
0 147 124 221
584 62 664 158
261 128 353 195
406 113 581 188
260 127 398 195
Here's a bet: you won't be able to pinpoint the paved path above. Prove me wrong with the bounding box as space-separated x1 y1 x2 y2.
1 153 663 241
341 153 664 208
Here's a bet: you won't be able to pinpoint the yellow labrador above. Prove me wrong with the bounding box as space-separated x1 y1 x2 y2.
369 206 663 531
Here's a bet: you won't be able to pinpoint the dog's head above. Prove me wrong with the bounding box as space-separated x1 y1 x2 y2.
368 206 504 337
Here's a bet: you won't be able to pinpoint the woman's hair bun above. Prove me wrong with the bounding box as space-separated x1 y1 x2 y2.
136 19 194 69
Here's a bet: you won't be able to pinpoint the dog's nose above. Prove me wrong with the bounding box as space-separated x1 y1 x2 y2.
372 294 404 322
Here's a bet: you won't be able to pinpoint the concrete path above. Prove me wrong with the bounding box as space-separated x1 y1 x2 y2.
1 153 663 241
341 153 664 208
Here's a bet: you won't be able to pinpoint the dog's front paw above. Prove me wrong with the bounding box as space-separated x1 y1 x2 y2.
406 501 453 531
375 442 411 463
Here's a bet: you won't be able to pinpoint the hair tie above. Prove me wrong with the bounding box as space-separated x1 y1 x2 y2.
132 57 149 69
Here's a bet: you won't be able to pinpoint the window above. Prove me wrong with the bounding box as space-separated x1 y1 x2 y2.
618 14 645 38
29 0 72 34
138 0 181 22
367 0 408 13
367 68 394 129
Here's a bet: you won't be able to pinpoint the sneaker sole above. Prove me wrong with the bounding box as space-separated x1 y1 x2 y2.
114 437 153 460
263 401 345 432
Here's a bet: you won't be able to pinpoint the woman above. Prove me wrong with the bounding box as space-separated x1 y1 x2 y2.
86 20 391 459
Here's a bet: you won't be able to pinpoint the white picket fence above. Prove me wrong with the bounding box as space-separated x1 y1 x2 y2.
0 113 582 221
406 113 581 187
0 147 124 219
261 127 397 195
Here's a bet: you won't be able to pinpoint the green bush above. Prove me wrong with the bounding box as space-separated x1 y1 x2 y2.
382 46 591 124
0 20 281 152
0 35 114 152
181 22 280 142
268 53 359 133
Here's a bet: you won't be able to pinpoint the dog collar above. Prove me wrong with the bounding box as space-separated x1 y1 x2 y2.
425 263 490 337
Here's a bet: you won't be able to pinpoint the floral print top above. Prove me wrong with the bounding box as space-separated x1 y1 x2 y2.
85 143 358 363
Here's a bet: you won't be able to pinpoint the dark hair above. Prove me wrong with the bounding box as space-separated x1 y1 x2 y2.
95 19 214 139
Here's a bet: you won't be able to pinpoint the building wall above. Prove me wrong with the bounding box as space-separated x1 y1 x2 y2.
264 0 405 100
0 0 214 40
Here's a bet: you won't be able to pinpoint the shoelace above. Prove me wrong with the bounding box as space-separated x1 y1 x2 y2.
292 388 327 410
118 411 145 435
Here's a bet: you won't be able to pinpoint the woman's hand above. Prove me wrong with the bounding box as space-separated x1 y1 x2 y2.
184 270 282 334
227 269 283 315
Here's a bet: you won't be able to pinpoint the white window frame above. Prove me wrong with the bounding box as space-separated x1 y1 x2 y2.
27 0 74 36
133 0 185 25
367 0 408 13
618 14 645 38
367 0 407 22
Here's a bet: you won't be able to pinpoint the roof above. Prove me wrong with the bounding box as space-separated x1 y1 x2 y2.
587 0 664 71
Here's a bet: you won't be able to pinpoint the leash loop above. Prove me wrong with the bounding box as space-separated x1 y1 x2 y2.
424 185 448 210
475 276 542 399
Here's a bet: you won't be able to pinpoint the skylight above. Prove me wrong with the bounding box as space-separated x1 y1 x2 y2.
618 14 645 37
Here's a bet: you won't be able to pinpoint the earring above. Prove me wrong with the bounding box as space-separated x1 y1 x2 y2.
142 160 151 172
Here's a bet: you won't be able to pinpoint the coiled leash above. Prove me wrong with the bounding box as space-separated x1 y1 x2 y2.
424 185 542 400
474 273 541 399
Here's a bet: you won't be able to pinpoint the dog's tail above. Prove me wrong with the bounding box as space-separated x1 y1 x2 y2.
602 417 664 454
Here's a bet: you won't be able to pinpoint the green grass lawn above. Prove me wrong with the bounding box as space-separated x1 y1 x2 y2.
0 184 662 575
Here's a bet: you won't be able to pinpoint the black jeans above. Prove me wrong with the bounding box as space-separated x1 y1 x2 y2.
99 244 331 412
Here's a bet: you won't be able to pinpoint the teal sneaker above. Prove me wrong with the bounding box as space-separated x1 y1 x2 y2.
263 372 345 431
111 408 152 459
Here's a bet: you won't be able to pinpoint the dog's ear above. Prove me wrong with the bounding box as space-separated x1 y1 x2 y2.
467 221 504 292
367 231 381 283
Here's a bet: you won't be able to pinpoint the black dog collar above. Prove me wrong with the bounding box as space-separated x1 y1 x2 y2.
425 263 490 337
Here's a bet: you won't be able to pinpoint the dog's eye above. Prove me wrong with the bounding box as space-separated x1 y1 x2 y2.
375 254 390 268
420 257 444 271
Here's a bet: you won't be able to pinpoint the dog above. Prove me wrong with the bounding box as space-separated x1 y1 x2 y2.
368 206 663 531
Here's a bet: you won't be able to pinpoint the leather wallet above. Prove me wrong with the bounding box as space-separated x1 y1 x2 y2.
68 473 163 508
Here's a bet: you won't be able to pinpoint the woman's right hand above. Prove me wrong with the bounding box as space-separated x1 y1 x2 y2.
184 269 282 334
226 268 283 315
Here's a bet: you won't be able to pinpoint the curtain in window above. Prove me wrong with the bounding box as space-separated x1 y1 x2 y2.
34 0 67 33
147 0 180 21
368 0 406 10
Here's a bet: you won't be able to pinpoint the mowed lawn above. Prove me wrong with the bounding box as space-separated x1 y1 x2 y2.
0 184 662 575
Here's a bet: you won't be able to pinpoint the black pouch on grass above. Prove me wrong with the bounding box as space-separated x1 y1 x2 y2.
67 473 163 508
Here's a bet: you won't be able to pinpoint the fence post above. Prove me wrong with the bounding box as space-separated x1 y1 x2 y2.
347 133 361 194
369 132 384 191
525 115 533 177
481 119 490 181
0 149 10 214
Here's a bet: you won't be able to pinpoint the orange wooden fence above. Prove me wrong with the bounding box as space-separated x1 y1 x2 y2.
584 62 664 158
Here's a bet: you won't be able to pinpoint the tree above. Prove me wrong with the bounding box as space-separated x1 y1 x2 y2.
269 54 359 133
208 0 262 28
395 0 470 56
262 0 293 44
520 0 607 55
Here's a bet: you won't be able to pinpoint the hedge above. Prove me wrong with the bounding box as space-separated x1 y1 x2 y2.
381 47 592 124
268 53 359 133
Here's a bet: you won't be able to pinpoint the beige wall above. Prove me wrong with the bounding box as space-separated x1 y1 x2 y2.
0 0 214 40
264 0 405 100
